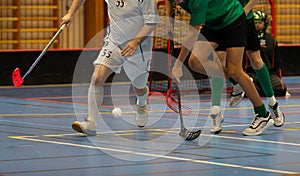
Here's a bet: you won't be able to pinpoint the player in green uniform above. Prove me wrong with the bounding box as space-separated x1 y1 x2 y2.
207 0 285 134
166 0 273 136
229 0 285 128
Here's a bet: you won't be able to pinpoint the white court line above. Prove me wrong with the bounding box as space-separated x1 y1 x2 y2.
8 136 299 175
205 134 300 147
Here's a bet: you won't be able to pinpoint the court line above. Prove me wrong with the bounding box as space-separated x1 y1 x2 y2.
210 134 300 147
3 117 300 146
8 136 299 175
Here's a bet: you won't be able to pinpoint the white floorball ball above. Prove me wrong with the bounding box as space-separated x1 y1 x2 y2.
112 107 122 118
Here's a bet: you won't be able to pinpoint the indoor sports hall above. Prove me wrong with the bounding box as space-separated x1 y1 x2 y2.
1 0 300 176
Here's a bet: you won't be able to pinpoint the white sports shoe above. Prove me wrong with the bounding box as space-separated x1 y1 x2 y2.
230 83 245 107
242 113 273 136
230 77 253 107
269 102 285 127
72 119 97 136
135 105 149 128
210 112 224 134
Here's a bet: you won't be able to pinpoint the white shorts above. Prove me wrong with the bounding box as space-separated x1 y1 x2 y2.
94 41 152 89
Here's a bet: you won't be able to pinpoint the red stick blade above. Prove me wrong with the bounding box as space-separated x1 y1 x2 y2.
166 96 192 115
12 68 23 88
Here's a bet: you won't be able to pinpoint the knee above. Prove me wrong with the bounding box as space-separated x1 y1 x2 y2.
134 86 148 96
248 51 264 70
188 58 197 71
227 68 243 81
251 59 263 70
90 73 105 86
188 57 204 73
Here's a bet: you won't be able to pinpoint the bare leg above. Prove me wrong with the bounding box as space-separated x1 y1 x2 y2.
226 47 263 107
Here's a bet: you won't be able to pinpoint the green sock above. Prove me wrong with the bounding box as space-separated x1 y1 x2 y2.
211 76 224 106
255 63 274 97
254 104 268 117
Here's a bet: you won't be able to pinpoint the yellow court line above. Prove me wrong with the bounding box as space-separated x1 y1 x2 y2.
8 136 299 175
116 133 135 137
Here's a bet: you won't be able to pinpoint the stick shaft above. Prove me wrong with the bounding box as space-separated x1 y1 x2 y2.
174 81 185 131
23 24 66 79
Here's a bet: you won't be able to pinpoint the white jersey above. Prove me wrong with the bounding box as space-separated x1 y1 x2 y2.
105 0 159 46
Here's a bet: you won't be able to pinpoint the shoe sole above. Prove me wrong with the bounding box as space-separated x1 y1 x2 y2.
210 129 222 134
72 121 97 136
72 121 83 133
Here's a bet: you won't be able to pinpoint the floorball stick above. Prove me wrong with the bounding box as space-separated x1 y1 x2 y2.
12 24 66 88
174 80 201 141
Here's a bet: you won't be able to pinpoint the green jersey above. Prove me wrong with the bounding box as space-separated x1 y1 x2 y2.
238 0 253 19
177 0 244 30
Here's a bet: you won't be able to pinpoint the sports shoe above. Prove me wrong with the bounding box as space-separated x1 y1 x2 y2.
242 113 273 136
230 77 253 107
72 119 97 136
135 105 149 128
210 112 224 134
269 102 285 127
230 83 245 107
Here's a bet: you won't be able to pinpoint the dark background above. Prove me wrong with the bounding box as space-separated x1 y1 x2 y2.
0 46 298 86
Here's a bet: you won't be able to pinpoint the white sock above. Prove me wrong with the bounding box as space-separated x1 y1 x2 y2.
211 105 221 115
136 86 149 106
88 85 104 123
267 96 277 106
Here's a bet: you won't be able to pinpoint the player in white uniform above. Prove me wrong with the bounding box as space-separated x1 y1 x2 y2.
62 0 159 135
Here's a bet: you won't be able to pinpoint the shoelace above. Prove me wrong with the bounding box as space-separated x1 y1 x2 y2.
270 106 280 119
137 105 146 114
272 109 279 118
212 118 217 126
250 116 260 127
211 115 219 126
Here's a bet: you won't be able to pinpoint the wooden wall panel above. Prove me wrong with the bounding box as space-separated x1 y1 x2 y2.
84 0 107 48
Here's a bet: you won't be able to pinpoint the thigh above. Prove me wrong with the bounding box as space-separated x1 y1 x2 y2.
91 64 114 86
93 41 124 73
226 47 245 73
123 44 152 89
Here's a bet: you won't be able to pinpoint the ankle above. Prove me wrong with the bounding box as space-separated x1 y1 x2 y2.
211 106 221 115
267 96 277 106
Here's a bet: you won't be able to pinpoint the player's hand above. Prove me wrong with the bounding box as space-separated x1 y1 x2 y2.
172 60 183 83
61 13 73 27
121 39 139 57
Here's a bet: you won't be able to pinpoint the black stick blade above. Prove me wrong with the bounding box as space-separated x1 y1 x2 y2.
179 128 201 141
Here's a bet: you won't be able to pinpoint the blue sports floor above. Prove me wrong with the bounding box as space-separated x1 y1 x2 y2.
1 77 300 176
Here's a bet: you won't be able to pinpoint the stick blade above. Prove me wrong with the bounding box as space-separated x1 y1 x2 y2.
12 68 23 88
179 128 201 141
